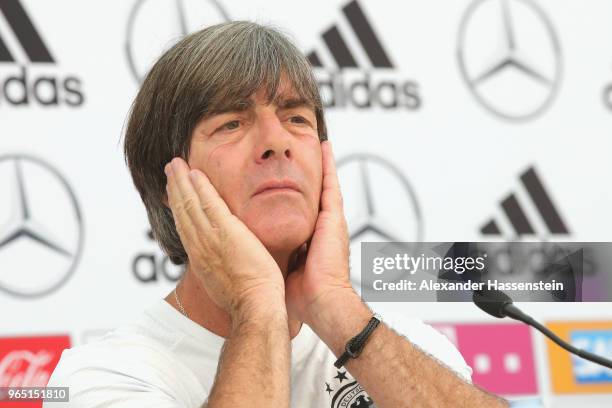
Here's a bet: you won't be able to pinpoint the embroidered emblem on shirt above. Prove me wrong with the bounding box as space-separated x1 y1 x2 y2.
325 371 377 407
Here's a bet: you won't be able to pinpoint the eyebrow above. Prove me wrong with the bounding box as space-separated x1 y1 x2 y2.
275 97 314 110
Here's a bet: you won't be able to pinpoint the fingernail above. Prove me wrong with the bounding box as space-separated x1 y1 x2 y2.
164 164 171 176
189 169 198 181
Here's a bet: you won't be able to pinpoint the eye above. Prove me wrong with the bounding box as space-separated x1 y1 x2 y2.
289 115 308 125
217 120 240 132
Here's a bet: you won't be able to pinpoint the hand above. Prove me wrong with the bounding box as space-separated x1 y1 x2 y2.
285 141 356 326
165 158 286 323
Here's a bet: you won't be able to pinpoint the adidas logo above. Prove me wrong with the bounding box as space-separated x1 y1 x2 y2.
0 0 84 107
481 167 570 238
306 0 420 110
132 229 184 283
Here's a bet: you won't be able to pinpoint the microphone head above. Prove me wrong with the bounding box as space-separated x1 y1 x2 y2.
472 288 514 318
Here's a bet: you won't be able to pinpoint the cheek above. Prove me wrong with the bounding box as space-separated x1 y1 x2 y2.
301 139 323 210
192 142 248 214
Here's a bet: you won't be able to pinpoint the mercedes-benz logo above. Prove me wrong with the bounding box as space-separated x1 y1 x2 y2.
125 0 231 83
0 155 84 298
337 154 423 286
457 0 562 121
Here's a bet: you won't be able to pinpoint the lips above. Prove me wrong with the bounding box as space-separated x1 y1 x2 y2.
253 179 301 196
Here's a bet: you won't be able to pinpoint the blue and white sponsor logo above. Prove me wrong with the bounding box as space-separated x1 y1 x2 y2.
570 330 612 384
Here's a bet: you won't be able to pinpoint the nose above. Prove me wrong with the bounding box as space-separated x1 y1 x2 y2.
254 111 292 163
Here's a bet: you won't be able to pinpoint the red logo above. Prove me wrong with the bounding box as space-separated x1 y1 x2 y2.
0 335 71 407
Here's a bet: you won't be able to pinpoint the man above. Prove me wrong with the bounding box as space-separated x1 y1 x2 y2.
46 21 508 407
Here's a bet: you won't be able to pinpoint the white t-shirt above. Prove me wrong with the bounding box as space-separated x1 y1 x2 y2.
46 299 472 407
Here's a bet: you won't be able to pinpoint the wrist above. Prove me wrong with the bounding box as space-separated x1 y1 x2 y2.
230 292 288 334
305 286 358 325
305 288 372 356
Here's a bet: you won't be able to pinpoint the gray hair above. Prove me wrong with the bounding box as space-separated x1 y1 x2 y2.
124 21 327 265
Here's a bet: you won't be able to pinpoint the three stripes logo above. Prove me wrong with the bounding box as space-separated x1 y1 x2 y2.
306 0 420 110
0 0 52 63
0 0 84 107
306 0 391 70
481 166 570 238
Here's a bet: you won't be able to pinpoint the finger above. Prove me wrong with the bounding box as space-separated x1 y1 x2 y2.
166 158 211 240
320 141 344 214
189 168 232 225
166 166 197 246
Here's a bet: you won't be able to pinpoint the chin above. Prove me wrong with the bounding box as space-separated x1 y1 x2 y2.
245 210 314 253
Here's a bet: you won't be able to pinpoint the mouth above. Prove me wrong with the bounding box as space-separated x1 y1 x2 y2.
253 179 301 197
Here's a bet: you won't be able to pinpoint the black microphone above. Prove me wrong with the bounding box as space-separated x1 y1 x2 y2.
473 288 612 370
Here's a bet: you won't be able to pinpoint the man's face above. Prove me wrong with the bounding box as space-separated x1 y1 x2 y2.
188 81 322 253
